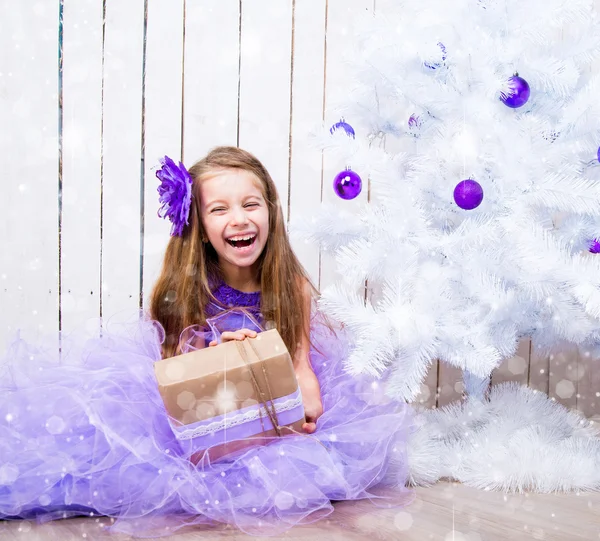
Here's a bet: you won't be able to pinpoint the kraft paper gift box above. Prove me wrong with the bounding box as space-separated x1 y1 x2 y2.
154 309 306 463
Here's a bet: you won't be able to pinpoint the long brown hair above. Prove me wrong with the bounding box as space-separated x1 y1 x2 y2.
150 146 320 360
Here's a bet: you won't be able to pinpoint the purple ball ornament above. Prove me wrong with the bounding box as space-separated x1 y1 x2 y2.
453 179 484 210
589 239 600 254
333 168 362 200
500 74 531 109
330 118 356 138
408 114 421 128
424 42 447 70
408 114 423 138
597 146 600 163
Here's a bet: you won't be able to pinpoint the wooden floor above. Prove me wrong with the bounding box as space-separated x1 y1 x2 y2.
1 481 598 540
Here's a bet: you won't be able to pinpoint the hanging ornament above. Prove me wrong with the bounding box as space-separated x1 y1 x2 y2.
424 42 447 70
589 239 600 254
453 179 484 210
500 74 530 108
408 114 421 128
333 168 362 200
597 146 600 162
329 118 355 138
408 114 423 138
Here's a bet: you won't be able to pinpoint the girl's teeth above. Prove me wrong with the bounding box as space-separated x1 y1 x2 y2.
227 235 256 248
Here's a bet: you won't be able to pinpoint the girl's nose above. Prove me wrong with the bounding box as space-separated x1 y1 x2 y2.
230 206 249 225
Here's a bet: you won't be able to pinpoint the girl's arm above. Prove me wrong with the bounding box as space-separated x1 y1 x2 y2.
294 279 323 434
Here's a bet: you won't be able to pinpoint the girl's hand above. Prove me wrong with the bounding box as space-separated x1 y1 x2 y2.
295 365 323 434
208 329 257 347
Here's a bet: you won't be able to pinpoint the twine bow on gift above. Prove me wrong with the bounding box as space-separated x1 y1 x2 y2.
203 308 328 449
233 338 282 437
197 307 284 436
233 335 328 452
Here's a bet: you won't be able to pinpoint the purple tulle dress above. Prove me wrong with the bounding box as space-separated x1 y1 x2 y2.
0 282 413 537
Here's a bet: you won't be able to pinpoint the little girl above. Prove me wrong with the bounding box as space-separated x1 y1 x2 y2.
0 147 413 536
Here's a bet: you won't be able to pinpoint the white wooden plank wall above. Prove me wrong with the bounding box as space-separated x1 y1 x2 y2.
142 0 184 304
1 0 599 416
288 0 326 287
103 0 146 320
1 3 59 346
61 0 102 334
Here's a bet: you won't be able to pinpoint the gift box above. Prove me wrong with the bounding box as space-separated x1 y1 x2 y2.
154 309 305 463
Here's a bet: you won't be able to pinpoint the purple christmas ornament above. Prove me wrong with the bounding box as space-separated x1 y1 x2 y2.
453 179 484 210
408 114 423 138
330 119 355 138
589 239 600 254
597 146 600 162
408 114 421 128
333 169 362 200
424 42 447 70
500 75 531 109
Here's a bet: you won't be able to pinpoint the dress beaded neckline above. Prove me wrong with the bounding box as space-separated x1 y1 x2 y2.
211 280 261 309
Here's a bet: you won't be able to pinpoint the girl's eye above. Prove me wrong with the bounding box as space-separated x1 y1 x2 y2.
211 203 258 213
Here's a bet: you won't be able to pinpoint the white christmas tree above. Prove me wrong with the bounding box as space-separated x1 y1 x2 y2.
295 0 600 402
292 0 600 490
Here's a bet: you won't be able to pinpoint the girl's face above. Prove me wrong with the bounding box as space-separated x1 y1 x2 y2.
199 168 270 275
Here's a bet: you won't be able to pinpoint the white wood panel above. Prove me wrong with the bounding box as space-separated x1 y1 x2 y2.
101 0 146 319
288 0 327 288
238 0 293 222
0 2 59 351
60 0 103 333
183 1 240 163
141 0 184 307
319 0 373 292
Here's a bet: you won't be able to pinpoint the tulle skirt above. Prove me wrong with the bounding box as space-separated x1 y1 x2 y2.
0 313 413 537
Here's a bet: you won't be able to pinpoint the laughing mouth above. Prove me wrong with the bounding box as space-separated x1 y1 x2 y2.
226 234 257 248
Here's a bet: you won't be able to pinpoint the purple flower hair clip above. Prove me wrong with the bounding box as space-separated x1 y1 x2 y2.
156 156 193 237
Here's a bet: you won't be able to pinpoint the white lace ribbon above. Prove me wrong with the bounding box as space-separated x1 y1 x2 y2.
172 388 303 441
